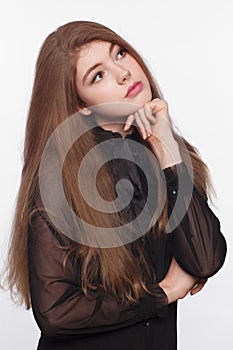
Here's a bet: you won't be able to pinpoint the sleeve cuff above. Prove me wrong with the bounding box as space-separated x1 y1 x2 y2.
137 284 169 320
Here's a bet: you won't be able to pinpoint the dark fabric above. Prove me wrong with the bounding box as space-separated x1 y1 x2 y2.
28 124 227 349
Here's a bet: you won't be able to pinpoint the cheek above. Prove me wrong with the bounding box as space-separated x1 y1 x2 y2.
79 88 110 106
89 85 117 104
144 86 153 100
76 80 109 105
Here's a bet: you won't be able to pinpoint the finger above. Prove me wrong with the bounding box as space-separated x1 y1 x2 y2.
134 112 148 140
145 99 162 116
124 114 135 131
137 108 152 137
190 279 208 296
190 284 203 296
144 104 157 125
145 99 169 120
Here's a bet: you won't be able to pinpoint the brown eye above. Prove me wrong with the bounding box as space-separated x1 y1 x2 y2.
116 48 127 59
91 71 103 83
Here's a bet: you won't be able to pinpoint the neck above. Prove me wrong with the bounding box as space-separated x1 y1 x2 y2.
95 115 134 138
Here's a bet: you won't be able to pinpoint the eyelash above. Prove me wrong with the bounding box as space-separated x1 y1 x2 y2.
91 47 128 83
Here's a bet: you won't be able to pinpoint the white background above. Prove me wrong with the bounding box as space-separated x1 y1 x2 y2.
0 0 232 349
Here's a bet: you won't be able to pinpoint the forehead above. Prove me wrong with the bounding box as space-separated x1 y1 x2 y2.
81 40 112 51
78 40 114 62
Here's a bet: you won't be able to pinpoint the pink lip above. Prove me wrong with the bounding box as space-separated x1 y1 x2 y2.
125 81 143 97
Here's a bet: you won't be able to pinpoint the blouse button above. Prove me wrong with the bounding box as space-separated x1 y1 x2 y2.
144 321 150 327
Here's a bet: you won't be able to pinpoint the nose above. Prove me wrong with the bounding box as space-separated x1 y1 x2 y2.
117 68 131 85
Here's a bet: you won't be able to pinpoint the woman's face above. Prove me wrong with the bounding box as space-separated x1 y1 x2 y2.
75 40 152 117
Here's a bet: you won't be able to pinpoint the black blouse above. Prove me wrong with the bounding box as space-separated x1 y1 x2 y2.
28 124 227 350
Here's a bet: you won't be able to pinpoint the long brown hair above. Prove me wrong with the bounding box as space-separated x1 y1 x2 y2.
0 20 215 309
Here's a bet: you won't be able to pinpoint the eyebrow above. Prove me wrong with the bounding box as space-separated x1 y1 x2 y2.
82 42 116 84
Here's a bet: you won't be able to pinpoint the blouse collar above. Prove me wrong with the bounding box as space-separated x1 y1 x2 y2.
92 124 141 142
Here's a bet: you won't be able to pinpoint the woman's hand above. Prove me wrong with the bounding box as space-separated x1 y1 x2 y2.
189 278 208 296
124 98 182 169
124 98 175 144
159 258 208 304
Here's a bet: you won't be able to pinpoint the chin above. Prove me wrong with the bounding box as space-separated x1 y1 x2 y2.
88 102 138 118
134 90 152 106
89 89 152 118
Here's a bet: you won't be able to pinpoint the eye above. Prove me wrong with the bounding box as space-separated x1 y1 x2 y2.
90 47 128 84
116 47 127 59
91 71 103 83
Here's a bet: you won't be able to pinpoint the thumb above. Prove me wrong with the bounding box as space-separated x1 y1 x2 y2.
124 114 135 131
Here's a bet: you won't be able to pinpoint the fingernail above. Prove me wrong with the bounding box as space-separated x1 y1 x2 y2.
124 125 128 131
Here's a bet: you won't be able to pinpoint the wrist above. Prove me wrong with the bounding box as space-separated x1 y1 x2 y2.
159 282 179 304
148 138 182 170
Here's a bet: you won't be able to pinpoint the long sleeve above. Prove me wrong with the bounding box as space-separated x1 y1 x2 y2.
28 207 168 338
162 161 227 279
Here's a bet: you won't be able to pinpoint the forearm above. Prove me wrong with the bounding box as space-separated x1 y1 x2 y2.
148 136 182 170
149 137 187 304
158 257 198 304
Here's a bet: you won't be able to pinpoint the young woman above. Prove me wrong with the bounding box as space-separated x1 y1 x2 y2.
1 20 227 350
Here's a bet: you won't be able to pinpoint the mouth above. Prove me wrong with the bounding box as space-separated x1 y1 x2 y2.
125 81 143 98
